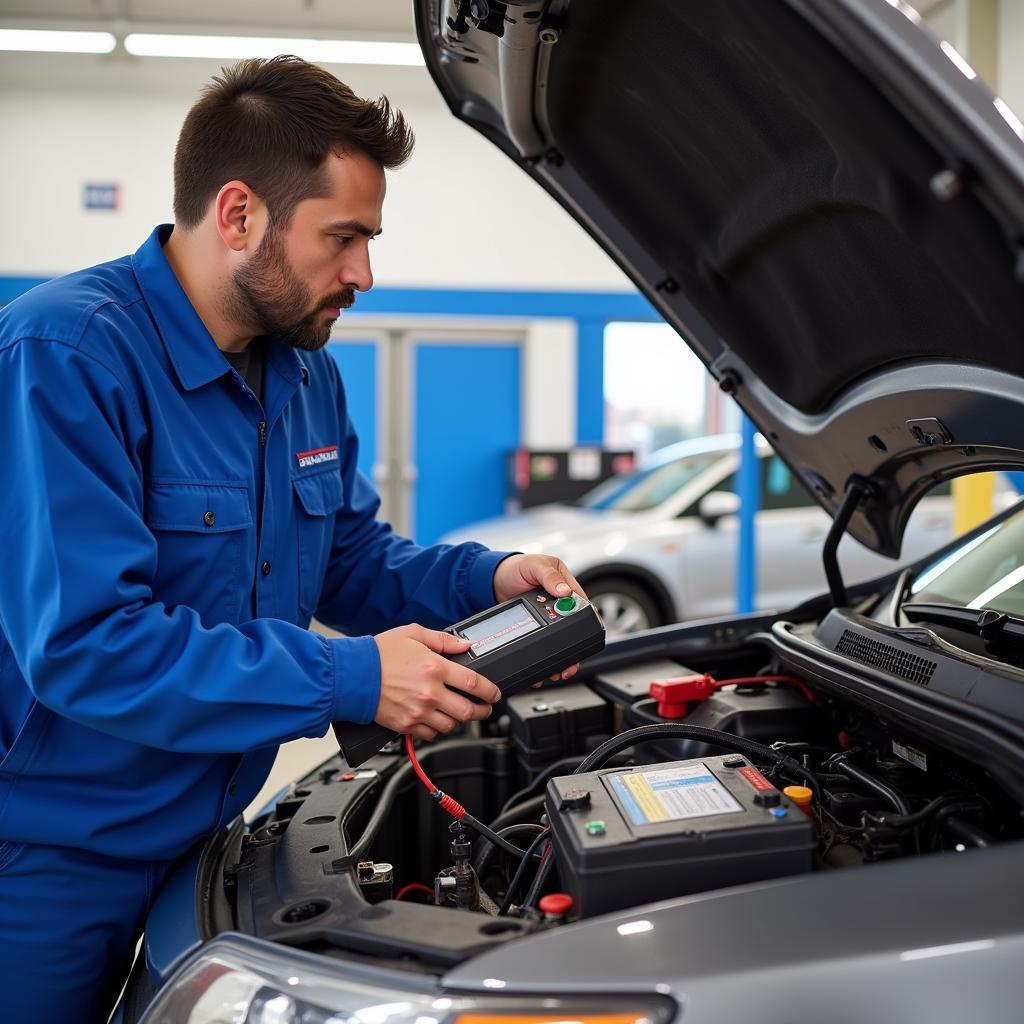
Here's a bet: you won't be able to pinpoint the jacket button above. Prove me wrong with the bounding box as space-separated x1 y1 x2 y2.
203 510 216 527
261 561 272 576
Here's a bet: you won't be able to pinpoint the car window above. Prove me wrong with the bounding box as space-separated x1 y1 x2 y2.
911 504 1024 615
577 450 724 511
698 455 814 513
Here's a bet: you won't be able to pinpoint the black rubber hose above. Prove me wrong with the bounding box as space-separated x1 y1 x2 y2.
488 795 547 834
499 758 587 815
498 754 633 818
474 823 546 876
522 843 556 909
573 724 818 794
832 756 910 816
461 812 540 860
498 829 551 916
864 792 974 830
347 739 494 863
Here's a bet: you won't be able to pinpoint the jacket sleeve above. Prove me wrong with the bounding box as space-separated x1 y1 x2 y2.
313 370 512 636
0 337 382 752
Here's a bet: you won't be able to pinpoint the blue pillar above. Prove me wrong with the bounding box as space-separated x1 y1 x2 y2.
576 318 605 444
1006 471 1024 494
736 415 759 614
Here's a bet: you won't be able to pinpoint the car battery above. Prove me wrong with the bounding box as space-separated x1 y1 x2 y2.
506 684 612 782
546 754 816 917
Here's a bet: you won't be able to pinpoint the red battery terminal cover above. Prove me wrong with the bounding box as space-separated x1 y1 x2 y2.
648 674 717 718
649 673 818 719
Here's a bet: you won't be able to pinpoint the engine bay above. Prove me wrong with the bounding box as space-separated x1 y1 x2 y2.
198 603 1023 974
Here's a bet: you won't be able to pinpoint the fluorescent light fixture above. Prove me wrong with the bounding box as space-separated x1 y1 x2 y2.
939 40 977 80
994 96 1024 142
882 0 922 24
124 33 424 66
0 28 116 54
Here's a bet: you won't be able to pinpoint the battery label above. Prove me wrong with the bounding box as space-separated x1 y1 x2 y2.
609 764 742 826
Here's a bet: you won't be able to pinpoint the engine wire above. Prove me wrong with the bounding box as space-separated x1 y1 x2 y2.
404 735 531 860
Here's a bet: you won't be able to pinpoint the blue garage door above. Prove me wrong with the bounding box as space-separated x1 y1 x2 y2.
328 341 377 479
414 343 521 545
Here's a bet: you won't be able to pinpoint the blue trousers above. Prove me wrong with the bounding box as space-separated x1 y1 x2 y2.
0 840 172 1024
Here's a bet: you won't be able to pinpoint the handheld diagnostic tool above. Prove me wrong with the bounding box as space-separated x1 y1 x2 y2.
333 588 605 767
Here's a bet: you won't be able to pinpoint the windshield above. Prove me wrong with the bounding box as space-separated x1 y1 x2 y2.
576 450 725 512
910 503 1024 616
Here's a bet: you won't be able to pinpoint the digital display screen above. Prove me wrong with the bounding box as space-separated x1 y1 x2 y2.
461 603 541 656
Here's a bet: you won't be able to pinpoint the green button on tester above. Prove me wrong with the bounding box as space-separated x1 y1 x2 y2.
554 595 578 615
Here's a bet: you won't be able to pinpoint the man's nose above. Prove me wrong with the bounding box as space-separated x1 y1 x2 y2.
340 250 373 293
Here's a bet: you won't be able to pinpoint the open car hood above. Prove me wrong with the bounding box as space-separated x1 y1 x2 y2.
415 0 1024 557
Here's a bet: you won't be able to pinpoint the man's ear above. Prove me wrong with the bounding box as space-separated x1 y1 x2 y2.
214 180 266 253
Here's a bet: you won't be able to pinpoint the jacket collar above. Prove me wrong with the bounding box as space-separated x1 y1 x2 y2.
131 224 309 392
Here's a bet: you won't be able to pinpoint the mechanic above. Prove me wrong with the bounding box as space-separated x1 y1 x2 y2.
0 55 583 1023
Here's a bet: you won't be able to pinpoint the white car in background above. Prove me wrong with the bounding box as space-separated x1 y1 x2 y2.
443 434 966 635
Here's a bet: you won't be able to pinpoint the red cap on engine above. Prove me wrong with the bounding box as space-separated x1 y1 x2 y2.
648 674 717 718
538 893 574 917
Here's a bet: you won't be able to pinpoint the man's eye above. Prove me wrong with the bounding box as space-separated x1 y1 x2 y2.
334 235 354 247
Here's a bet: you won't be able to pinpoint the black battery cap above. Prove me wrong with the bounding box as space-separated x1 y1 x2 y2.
722 755 747 769
560 788 592 812
754 790 782 808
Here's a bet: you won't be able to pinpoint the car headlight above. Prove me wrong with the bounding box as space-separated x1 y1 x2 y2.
140 933 674 1024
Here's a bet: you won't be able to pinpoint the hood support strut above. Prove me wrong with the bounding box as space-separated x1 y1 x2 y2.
824 476 870 608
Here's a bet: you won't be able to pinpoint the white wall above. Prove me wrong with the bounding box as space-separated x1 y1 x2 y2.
0 53 632 291
999 0 1024 116
923 0 1024 116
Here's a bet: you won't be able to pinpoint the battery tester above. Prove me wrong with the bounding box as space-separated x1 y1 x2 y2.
334 586 606 767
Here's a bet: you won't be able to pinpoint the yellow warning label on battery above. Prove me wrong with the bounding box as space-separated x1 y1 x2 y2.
620 773 668 822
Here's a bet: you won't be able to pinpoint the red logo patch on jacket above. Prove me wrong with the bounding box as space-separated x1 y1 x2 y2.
295 445 339 469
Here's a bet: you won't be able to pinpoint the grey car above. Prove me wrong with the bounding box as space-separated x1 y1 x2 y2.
130 2 1024 1022
441 433 962 635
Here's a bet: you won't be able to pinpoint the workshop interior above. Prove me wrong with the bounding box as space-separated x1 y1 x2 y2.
4 1 1024 1022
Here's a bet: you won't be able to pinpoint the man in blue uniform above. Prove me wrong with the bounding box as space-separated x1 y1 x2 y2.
0 55 582 1022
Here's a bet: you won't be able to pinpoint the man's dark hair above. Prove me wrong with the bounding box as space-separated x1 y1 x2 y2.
173 55 414 229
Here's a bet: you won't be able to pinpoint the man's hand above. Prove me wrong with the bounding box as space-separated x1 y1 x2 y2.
373 623 502 741
493 553 587 683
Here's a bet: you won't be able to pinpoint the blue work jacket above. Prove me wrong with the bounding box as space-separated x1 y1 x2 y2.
0 225 508 860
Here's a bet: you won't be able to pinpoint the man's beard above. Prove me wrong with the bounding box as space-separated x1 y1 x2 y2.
226 226 354 351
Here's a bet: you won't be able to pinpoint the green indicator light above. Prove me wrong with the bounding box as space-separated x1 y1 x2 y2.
554 596 578 615
585 820 606 836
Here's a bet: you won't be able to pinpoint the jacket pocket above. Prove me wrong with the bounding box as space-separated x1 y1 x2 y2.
145 479 253 533
144 479 253 623
293 470 345 617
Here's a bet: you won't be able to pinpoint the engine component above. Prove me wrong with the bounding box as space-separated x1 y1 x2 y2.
626 685 830 762
546 755 816 917
356 861 394 904
506 683 612 782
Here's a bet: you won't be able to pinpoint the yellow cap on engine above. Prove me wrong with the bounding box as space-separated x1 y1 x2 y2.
783 785 814 812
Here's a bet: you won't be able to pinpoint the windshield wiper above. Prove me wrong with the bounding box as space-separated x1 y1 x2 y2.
901 602 1024 659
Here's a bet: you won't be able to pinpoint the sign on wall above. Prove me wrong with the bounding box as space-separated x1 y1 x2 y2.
83 182 121 211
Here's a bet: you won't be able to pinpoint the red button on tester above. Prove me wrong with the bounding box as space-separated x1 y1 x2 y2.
538 893 574 917
648 674 717 718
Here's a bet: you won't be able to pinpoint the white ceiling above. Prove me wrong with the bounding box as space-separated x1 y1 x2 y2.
0 0 417 38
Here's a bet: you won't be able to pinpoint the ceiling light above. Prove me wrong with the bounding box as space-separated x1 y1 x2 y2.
0 28 116 54
123 33 424 67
